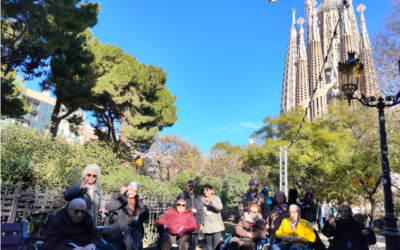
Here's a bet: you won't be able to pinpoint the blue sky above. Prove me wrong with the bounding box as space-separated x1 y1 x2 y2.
25 0 390 151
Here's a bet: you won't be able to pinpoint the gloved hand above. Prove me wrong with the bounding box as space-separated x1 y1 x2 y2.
178 228 187 237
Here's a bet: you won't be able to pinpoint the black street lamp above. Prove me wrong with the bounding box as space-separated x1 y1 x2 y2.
338 52 400 249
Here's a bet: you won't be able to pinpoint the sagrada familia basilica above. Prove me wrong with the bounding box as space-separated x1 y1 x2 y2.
280 0 378 121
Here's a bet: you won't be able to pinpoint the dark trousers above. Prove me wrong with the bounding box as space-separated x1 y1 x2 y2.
160 233 191 250
204 232 222 250
97 243 116 250
190 234 199 250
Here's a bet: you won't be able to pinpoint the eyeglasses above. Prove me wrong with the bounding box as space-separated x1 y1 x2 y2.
87 174 97 178
176 204 186 207
276 194 284 197
249 210 258 213
70 209 86 214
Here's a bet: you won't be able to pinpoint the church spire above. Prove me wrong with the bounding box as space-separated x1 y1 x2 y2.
340 6 356 63
280 9 298 114
357 4 378 96
308 0 326 121
296 17 310 108
347 0 360 54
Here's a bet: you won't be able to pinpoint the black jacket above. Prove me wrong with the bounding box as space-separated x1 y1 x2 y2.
43 207 103 250
300 198 316 222
322 217 376 250
104 192 149 250
175 191 204 234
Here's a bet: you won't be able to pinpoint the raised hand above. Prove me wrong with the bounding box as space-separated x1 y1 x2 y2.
80 178 90 191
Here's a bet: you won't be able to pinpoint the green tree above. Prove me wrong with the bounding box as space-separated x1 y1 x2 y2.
1 1 99 118
89 40 178 152
1 70 31 118
40 30 96 136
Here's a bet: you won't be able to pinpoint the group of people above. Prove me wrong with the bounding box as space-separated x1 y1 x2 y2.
40 164 377 250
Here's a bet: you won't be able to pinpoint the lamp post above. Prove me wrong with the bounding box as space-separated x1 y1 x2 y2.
338 52 400 249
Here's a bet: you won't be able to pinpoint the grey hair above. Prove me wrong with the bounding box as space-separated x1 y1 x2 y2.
128 182 140 190
68 198 86 208
289 204 301 214
82 163 101 179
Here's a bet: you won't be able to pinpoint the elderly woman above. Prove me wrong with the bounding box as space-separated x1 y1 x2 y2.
225 204 267 250
64 163 105 226
266 191 290 248
175 180 204 250
104 182 150 250
201 184 225 250
156 199 198 250
322 204 376 250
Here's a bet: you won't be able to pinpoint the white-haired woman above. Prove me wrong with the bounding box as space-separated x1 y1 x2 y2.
64 163 105 226
104 182 150 250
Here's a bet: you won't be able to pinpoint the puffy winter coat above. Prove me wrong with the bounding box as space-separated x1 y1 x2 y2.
175 191 204 234
275 218 316 248
156 208 197 235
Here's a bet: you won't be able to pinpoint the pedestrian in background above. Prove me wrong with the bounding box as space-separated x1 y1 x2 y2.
201 184 225 250
317 198 331 233
300 190 316 225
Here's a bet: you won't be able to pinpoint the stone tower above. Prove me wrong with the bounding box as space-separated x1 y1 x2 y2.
281 0 378 121
280 9 298 114
308 0 327 120
280 0 379 119
296 17 310 109
357 4 378 97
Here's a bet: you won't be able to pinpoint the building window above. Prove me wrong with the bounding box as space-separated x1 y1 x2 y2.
31 102 39 109
75 135 80 142
60 129 64 136
30 112 38 120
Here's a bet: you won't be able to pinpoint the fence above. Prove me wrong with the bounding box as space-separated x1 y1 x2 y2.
0 182 176 247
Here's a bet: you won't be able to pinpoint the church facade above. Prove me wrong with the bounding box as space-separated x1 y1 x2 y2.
280 0 378 121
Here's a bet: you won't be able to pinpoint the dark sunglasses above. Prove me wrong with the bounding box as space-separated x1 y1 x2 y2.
176 203 186 207
70 209 86 214
87 174 97 178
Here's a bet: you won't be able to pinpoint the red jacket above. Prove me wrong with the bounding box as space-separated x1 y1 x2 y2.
156 208 197 235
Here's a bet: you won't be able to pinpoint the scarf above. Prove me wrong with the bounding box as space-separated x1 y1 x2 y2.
276 204 287 214
243 212 262 223
290 219 298 230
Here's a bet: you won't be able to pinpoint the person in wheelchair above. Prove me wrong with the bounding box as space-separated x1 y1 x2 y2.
42 198 115 250
104 182 150 250
156 199 198 250
224 204 267 250
272 204 315 250
321 204 376 250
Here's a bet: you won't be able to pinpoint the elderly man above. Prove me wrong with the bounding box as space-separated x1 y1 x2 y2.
322 204 376 250
238 179 268 220
272 205 316 250
43 198 115 250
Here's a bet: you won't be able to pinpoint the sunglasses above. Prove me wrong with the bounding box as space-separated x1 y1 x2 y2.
70 209 86 214
87 174 97 178
176 203 186 207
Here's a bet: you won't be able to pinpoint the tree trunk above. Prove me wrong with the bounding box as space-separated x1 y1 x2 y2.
50 96 63 137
